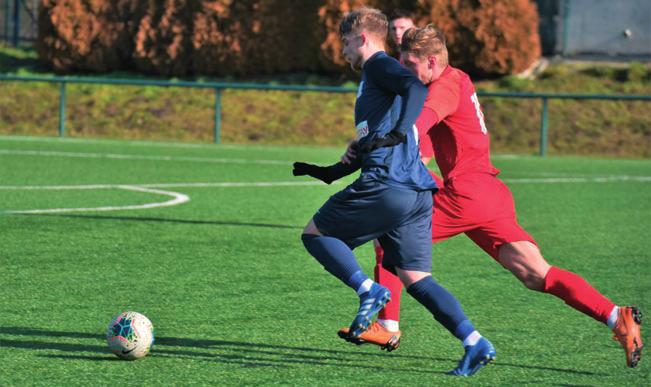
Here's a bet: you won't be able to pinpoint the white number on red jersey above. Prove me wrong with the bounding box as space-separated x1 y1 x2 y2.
470 93 488 134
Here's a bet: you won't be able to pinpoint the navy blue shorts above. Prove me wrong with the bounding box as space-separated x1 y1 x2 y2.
313 175 433 272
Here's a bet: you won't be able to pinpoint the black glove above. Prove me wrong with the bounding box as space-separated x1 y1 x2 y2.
292 162 335 184
359 130 406 153
292 161 360 184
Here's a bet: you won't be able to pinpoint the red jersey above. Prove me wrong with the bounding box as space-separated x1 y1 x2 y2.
416 66 500 182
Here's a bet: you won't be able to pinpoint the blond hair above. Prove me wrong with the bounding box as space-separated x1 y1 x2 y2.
339 7 388 41
400 25 449 67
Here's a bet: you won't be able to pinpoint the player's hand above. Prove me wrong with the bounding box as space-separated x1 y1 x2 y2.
359 130 406 153
292 162 334 184
341 141 358 164
293 162 317 177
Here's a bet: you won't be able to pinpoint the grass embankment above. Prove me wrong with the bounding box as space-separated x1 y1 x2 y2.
1 46 650 156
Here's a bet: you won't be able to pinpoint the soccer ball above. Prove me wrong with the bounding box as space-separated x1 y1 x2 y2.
106 311 155 360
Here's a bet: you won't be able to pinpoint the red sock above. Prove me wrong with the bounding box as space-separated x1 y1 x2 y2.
374 245 402 322
543 266 615 324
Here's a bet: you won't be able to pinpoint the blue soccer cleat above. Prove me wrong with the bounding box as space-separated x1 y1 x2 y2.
448 337 496 376
348 283 391 338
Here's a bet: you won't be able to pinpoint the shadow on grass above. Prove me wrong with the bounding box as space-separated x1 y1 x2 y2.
21 213 301 230
0 326 604 376
0 48 49 74
0 326 441 373
37 354 120 361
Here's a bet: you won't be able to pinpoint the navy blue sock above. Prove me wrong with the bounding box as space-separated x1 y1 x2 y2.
407 276 476 341
301 234 368 291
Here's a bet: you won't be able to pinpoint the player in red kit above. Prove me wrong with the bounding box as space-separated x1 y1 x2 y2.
339 25 643 368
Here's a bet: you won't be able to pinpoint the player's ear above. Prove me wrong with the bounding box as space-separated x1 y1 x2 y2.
359 33 367 46
428 55 437 69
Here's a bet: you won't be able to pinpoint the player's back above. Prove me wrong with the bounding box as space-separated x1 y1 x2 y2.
423 66 499 181
355 51 436 192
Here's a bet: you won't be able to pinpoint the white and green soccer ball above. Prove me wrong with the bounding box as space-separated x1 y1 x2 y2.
106 311 155 360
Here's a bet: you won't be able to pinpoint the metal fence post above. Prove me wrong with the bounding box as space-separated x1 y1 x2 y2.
561 0 571 56
540 97 549 157
59 81 66 137
4 0 10 45
12 0 19 47
214 88 221 144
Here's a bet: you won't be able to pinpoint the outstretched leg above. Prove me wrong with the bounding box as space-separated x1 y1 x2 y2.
497 241 643 368
498 241 616 322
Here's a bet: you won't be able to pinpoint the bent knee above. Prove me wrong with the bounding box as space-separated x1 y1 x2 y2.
498 242 549 291
303 219 322 236
396 268 430 288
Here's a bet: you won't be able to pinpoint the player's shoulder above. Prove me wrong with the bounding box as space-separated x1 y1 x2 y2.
427 67 474 102
426 67 462 98
438 66 469 86
365 51 400 71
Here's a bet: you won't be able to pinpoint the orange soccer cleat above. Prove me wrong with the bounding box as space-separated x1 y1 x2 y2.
338 322 401 352
612 306 643 368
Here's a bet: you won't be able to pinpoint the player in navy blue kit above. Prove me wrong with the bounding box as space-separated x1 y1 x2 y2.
295 8 495 376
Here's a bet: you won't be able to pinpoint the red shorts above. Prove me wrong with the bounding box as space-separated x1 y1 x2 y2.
432 173 537 259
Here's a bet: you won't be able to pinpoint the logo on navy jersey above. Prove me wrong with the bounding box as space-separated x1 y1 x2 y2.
356 120 369 139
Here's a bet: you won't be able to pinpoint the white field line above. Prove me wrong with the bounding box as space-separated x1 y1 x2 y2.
4 146 651 173
2 185 189 214
502 176 651 183
0 135 307 152
1 176 650 192
2 135 523 159
0 149 291 166
1 176 649 214
0 181 330 190
0 181 329 214
0 136 517 160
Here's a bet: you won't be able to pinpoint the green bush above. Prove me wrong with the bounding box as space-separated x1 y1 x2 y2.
627 62 648 83
498 76 532 91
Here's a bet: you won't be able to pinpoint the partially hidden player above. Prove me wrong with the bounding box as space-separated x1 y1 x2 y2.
388 9 416 49
294 8 496 377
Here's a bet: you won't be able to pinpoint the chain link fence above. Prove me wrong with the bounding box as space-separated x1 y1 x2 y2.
1 0 39 46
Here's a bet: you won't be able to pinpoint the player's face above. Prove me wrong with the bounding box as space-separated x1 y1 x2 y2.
389 17 415 45
341 33 364 70
401 52 433 84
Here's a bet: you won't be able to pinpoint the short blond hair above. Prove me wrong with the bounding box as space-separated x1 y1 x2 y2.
339 7 388 41
400 25 449 67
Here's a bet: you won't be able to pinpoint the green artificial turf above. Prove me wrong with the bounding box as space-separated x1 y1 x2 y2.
0 135 649 385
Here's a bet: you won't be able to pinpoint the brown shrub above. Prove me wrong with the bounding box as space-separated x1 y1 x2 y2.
132 0 198 76
192 0 322 76
413 0 541 76
37 0 138 73
37 0 540 77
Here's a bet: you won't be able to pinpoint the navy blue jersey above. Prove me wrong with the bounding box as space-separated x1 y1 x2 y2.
354 51 437 192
